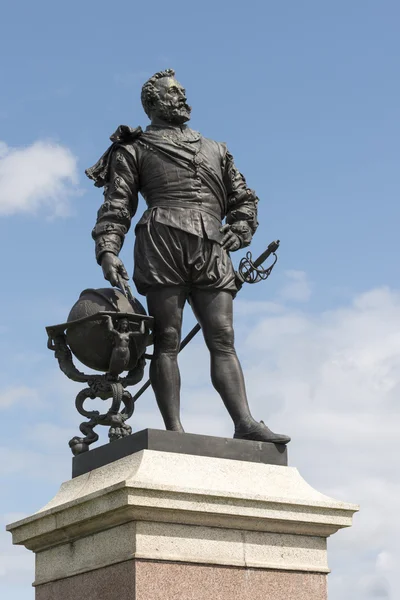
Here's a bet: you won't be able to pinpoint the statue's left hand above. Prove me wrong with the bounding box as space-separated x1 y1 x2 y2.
220 224 241 252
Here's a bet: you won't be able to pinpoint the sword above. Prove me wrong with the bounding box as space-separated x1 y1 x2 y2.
132 240 280 403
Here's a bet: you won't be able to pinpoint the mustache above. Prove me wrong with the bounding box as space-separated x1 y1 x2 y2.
173 102 192 114
178 100 191 111
161 99 192 113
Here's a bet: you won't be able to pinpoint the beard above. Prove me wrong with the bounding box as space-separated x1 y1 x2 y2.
155 99 192 125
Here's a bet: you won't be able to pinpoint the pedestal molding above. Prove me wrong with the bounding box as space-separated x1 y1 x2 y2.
34 520 330 585
7 448 358 598
7 450 358 550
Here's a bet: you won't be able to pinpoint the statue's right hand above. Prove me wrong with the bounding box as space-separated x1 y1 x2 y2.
101 252 129 287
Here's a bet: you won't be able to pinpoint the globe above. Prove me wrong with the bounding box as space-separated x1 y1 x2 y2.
66 288 150 372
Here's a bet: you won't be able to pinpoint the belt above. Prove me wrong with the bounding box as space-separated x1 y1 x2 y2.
146 201 222 222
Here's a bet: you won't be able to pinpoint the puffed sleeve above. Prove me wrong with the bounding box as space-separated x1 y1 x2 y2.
222 149 259 248
91 147 140 264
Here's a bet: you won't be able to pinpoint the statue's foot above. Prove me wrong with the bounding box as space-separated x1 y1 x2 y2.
234 420 291 444
166 424 185 433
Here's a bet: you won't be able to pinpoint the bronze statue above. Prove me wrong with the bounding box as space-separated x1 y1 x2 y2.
86 69 290 444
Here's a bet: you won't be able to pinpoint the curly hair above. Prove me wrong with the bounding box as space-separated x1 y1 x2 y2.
141 69 176 118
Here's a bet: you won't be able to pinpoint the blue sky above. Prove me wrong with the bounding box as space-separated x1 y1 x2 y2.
1 1 399 599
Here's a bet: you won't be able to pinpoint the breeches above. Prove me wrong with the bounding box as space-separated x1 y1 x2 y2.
133 220 237 296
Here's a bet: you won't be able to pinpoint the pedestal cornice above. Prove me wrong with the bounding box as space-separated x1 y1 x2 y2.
7 448 358 555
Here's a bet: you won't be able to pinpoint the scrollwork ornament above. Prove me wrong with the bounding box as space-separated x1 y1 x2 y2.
46 298 152 455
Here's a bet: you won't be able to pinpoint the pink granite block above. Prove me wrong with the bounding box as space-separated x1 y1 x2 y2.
135 560 327 600
35 561 135 600
35 558 327 600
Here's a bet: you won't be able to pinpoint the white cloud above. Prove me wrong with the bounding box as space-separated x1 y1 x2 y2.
0 513 34 582
0 142 8 158
376 551 395 573
279 269 312 302
0 386 39 410
0 140 79 217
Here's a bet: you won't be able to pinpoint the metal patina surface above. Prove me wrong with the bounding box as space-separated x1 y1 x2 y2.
47 69 290 455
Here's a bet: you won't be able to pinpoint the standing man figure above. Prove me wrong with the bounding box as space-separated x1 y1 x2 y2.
86 69 290 444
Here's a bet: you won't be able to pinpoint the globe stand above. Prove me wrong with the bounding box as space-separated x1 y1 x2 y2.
70 374 137 455
46 288 154 456
47 329 146 455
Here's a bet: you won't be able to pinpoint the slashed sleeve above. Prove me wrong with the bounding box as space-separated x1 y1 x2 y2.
91 147 139 264
222 149 259 248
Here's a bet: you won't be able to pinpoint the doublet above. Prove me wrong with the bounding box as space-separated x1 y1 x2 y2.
87 124 259 266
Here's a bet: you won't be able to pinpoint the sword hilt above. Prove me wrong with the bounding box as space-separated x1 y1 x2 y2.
253 239 280 268
237 239 280 285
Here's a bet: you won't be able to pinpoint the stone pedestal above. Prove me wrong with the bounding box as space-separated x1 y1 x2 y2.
7 432 358 599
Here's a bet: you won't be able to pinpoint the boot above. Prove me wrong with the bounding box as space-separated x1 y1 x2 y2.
234 420 291 444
